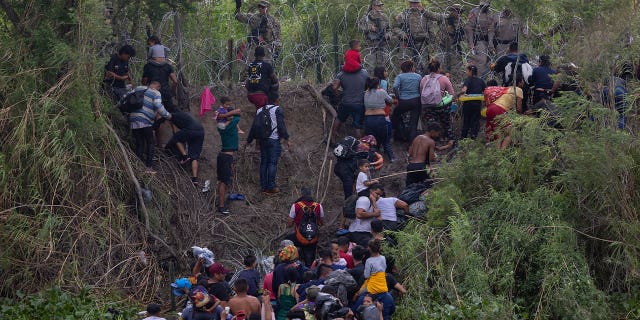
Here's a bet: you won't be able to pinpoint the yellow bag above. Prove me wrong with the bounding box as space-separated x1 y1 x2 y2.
365 271 388 294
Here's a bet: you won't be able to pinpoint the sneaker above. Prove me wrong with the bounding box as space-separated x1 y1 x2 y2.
191 177 199 187
217 207 231 215
201 180 211 193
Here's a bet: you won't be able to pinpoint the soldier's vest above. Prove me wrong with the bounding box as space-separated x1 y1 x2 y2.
402 9 429 41
365 12 389 41
495 17 517 43
249 14 276 43
470 9 493 41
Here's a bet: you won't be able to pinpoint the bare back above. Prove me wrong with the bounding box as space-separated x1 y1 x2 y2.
228 295 261 318
408 134 436 164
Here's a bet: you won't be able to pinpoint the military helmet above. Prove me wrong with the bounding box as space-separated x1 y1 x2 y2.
372 0 384 5
408 0 421 3
258 0 270 8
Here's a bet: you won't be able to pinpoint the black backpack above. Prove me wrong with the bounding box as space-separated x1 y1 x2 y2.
250 105 276 140
342 194 359 219
295 202 319 245
246 61 264 92
333 136 359 159
117 89 146 113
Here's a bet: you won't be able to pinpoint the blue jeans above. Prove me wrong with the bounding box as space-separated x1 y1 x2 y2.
353 291 395 320
259 138 282 190
364 115 393 160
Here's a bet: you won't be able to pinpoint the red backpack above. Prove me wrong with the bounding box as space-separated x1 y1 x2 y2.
295 202 319 246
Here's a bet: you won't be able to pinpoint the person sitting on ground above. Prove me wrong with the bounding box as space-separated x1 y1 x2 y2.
142 303 166 320
376 191 408 232
406 122 441 187
286 187 324 267
356 159 380 198
236 255 261 297
128 81 172 174
228 278 261 318
349 184 383 247
343 39 363 73
276 267 299 320
336 236 355 269
215 96 245 133
166 111 205 186
104 44 135 102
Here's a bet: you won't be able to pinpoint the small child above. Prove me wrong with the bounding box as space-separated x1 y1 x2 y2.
356 159 379 197
214 96 245 134
343 39 362 73
362 239 388 295
147 35 169 61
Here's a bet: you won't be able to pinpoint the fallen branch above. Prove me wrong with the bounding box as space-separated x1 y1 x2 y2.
104 123 178 259
302 83 337 118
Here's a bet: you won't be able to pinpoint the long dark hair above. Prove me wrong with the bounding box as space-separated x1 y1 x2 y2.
428 58 441 74
373 66 386 80
366 77 381 91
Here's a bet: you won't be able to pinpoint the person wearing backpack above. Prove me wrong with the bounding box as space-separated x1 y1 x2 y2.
246 101 290 194
128 81 172 174
492 42 532 113
246 46 279 109
420 59 455 150
286 188 324 267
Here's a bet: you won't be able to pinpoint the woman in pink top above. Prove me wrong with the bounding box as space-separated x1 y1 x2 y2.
420 59 455 150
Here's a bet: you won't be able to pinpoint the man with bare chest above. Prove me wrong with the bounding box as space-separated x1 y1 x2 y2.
406 122 441 186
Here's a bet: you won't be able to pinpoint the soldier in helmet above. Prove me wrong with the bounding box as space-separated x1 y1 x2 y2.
358 0 392 69
235 0 282 64
393 0 447 73
464 0 495 75
442 4 466 76
494 8 523 57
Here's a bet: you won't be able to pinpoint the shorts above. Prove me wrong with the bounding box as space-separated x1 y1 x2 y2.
169 129 204 160
406 162 429 186
248 92 269 109
216 153 234 185
337 103 365 129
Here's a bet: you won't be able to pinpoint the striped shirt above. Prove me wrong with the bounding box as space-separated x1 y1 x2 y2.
128 86 171 129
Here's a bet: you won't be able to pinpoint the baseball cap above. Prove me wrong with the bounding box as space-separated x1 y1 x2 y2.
258 0 270 7
208 262 231 275
146 303 161 315
171 277 192 296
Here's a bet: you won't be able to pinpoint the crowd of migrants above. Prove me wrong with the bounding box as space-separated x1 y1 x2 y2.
102 1 636 319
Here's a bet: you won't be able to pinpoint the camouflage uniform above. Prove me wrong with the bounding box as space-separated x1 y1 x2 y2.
464 1 495 75
358 1 391 69
235 0 281 64
441 5 465 74
494 9 521 57
393 0 446 73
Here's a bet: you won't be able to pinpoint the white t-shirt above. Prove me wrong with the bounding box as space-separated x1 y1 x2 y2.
356 171 369 193
143 316 167 320
288 202 325 219
349 196 374 233
377 197 399 222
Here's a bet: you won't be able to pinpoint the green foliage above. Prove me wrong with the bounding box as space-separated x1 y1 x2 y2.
391 100 640 318
0 287 136 319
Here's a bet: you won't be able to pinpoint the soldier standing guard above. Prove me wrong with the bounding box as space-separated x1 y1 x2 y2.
442 4 465 75
464 0 495 76
393 0 446 74
235 0 282 65
494 8 522 57
358 0 391 70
